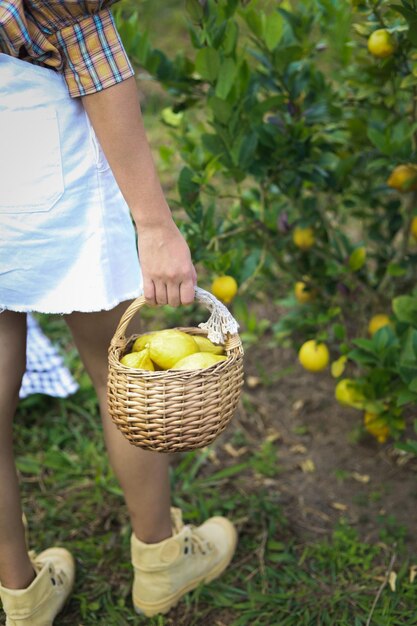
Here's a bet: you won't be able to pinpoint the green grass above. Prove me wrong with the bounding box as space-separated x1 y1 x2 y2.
3 317 417 625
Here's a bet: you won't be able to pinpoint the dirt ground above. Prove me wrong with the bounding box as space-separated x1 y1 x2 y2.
218 337 417 553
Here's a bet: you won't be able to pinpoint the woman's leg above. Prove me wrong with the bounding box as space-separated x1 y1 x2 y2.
0 311 35 589
63 302 172 543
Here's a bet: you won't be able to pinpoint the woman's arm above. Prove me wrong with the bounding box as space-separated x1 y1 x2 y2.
82 77 197 307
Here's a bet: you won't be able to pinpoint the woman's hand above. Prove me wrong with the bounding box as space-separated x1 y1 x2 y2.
137 218 197 307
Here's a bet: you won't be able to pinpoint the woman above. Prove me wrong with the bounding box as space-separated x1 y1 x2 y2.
0 1 237 622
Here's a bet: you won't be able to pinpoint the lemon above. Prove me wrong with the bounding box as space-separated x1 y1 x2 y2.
335 378 365 409
172 352 227 370
331 355 348 378
120 347 155 370
161 107 183 127
294 281 316 303
367 29 395 59
298 340 329 372
411 216 417 240
148 329 199 370
293 227 315 251
193 335 225 355
132 332 156 352
211 276 238 304
368 314 391 337
387 164 417 192
364 411 390 443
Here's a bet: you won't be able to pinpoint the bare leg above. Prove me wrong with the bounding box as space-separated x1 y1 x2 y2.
64 302 172 543
0 311 35 589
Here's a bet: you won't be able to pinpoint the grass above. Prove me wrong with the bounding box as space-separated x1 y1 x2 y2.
3 316 417 625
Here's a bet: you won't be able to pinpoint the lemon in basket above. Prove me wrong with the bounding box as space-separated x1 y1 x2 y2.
193 335 225 355
149 329 200 370
120 347 155 370
132 332 156 352
172 352 227 370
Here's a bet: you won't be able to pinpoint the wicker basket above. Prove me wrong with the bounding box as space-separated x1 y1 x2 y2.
107 287 244 453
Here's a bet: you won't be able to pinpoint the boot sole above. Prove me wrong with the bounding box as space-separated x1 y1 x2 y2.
133 521 238 617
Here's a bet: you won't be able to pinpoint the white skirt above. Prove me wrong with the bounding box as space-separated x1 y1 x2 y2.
0 54 142 314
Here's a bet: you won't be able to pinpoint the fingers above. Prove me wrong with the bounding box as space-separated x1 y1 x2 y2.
166 282 181 308
144 272 197 308
143 278 156 305
154 281 168 306
180 278 195 306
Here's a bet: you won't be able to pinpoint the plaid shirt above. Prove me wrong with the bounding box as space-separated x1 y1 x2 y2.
0 1 134 97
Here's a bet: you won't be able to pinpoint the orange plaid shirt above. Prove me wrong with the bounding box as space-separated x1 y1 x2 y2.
0 1 134 97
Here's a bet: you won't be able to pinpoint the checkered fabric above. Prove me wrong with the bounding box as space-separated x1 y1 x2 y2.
0 1 134 97
20 315 79 399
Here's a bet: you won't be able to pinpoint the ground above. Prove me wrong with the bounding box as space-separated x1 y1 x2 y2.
240 338 417 553
2 310 416 625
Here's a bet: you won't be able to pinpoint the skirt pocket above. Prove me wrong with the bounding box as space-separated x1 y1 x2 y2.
0 107 64 214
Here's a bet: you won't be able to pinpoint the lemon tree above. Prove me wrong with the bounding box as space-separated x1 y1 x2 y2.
115 0 417 449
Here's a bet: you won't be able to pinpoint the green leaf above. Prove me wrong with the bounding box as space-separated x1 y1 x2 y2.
215 58 238 99
223 20 239 55
367 127 388 154
399 327 417 366
185 0 204 21
387 263 407 277
195 47 220 81
209 96 233 124
243 9 265 38
393 295 417 326
178 167 200 206
265 12 284 51
396 388 417 406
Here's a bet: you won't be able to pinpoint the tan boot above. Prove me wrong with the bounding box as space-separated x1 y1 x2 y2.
0 547 75 626
131 507 237 617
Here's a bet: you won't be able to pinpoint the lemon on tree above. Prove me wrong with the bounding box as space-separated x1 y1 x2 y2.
193 335 225 355
387 164 417 192
411 216 417 240
294 281 316 304
335 378 365 409
292 226 315 251
120 347 155 371
298 340 329 372
148 329 199 370
368 314 391 336
367 29 395 59
211 276 238 304
364 411 390 443
173 352 227 370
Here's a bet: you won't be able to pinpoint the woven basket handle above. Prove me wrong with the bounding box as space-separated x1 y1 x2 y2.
110 286 240 349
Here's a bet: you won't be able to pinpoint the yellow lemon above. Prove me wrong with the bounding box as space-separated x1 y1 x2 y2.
193 335 225 355
132 332 156 352
294 281 316 303
387 164 417 192
293 227 315 251
368 314 391 337
172 352 227 370
367 29 396 59
335 378 365 409
411 216 417 240
298 340 329 372
148 329 199 370
331 355 348 378
120 347 155 371
364 411 390 443
211 276 238 303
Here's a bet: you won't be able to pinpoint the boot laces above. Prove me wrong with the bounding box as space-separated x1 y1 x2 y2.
29 553 65 588
187 528 214 556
